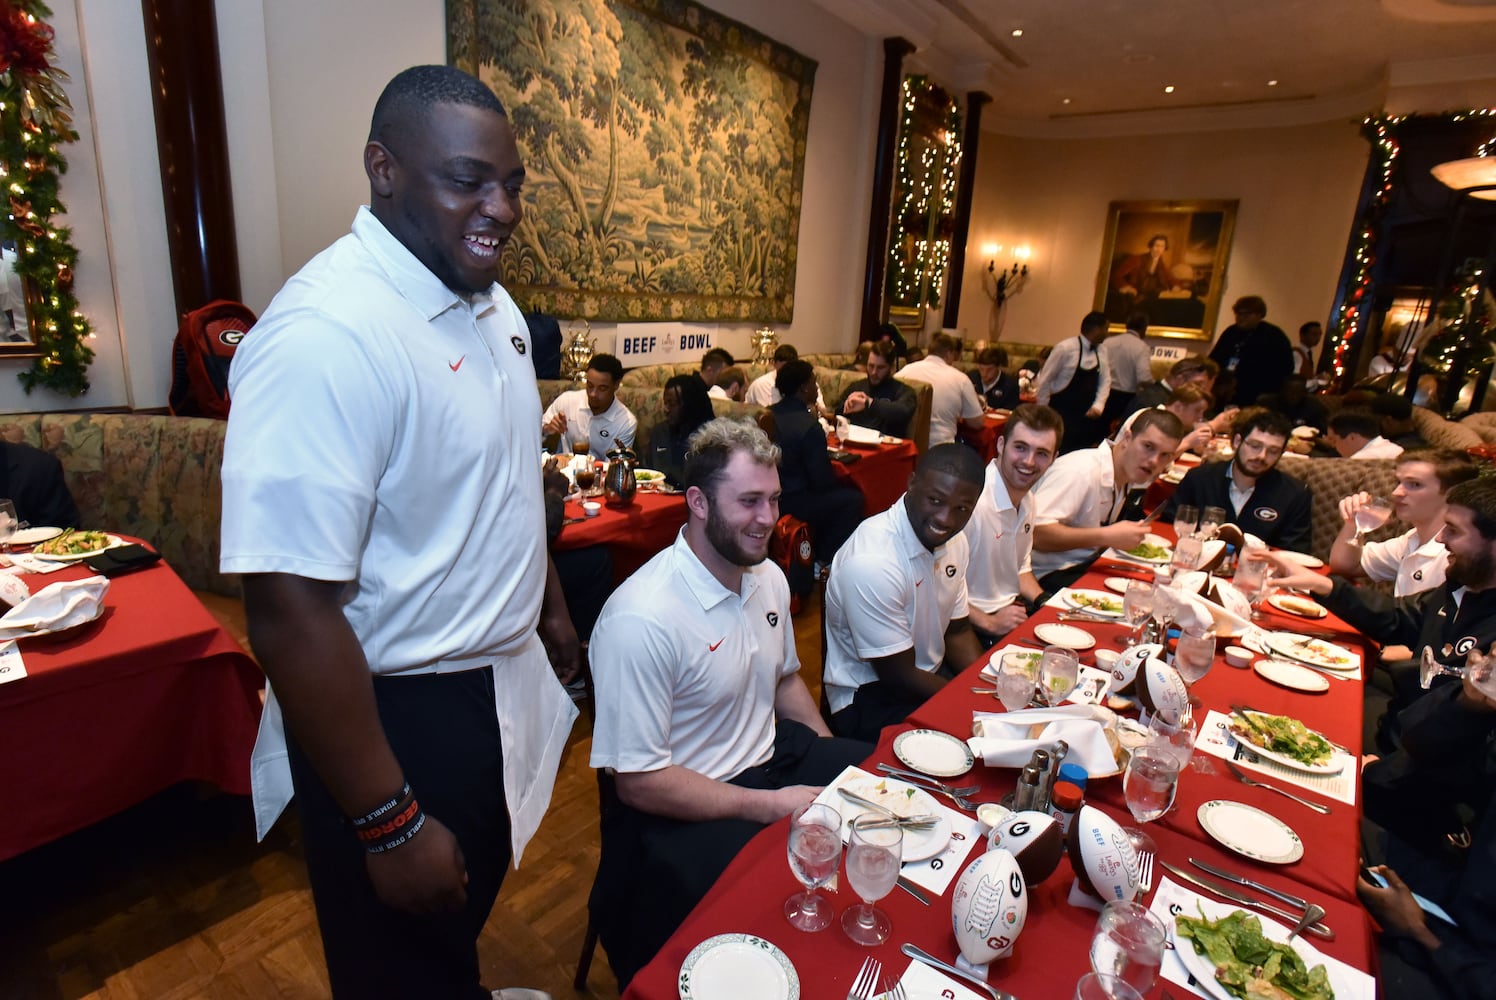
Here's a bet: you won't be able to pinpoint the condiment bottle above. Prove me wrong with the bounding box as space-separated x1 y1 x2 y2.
1057 762 1089 794
1049 781 1084 833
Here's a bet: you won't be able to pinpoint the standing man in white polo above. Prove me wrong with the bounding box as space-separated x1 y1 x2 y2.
963 404 1064 643
824 444 987 741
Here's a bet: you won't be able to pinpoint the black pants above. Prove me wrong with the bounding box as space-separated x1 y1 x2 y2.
592 720 872 988
829 667 956 743
552 544 613 641
287 668 510 1000
782 485 865 563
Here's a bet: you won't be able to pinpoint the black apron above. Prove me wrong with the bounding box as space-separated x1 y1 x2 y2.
1052 339 1102 453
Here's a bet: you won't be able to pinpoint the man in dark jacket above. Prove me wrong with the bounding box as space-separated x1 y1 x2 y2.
0 440 80 529
1208 295 1294 407
838 341 917 438
1163 409 1310 551
771 361 864 565
967 346 1021 411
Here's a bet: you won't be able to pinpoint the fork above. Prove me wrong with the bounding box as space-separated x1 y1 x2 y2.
1223 759 1331 814
1136 848 1155 893
884 979 907 1000
874 763 980 797
849 956 881 1000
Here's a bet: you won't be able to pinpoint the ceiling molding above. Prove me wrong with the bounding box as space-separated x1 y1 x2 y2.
1383 0 1496 22
1391 52 1496 86
804 0 940 49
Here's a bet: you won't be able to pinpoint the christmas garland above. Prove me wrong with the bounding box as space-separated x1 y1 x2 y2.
0 0 93 396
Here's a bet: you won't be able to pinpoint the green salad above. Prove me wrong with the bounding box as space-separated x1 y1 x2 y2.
1230 711 1334 767
1177 909 1334 1000
1075 594 1123 614
1126 541 1170 560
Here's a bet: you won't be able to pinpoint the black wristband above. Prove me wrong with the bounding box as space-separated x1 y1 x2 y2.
349 782 412 830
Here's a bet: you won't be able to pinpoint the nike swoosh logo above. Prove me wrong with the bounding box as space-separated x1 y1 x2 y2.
708 638 725 651
914 579 924 588
448 356 465 372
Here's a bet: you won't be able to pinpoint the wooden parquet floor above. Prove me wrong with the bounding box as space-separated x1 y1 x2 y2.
2 592 828 999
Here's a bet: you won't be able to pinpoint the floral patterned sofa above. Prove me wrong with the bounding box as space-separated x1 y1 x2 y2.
0 412 236 597
1274 455 1403 565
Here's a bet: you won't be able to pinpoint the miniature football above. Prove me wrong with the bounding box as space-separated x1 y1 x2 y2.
1135 657 1189 723
951 847 1028 965
1065 805 1140 904
987 810 1065 885
1110 642 1162 694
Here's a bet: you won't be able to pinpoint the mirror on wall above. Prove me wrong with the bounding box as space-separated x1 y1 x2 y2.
0 237 36 350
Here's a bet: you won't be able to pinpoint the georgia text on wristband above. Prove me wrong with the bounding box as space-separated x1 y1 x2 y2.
354 796 427 853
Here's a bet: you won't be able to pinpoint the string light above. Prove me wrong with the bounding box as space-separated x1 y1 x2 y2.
1 0 95 396
888 77 963 309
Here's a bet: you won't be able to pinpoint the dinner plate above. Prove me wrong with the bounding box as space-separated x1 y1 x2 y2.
1103 576 1136 595
1197 800 1304 864
831 779 952 863
1033 622 1096 650
1268 593 1327 619
1264 632 1358 672
678 933 798 1000
1115 533 1173 565
1289 425 1318 438
1229 712 1343 775
633 468 667 490
893 728 974 777
30 533 126 562
1277 550 1325 568
1062 588 1124 617
10 526 61 546
1173 904 1357 1000
1253 657 1331 693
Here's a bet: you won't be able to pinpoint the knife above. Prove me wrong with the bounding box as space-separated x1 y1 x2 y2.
1188 858 1312 912
901 943 1016 1000
837 788 938 828
1160 861 1334 940
895 875 931 905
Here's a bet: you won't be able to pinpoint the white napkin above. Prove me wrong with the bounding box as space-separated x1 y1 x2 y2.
0 575 109 640
842 423 881 444
969 705 1120 776
1172 586 1252 636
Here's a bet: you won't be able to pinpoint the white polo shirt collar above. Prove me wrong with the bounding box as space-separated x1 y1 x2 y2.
671 529 761 612
351 206 496 323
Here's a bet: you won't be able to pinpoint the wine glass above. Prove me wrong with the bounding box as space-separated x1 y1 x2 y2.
1197 506 1227 540
1349 495 1394 548
1089 901 1167 994
1417 644 1496 696
1123 744 1182 824
784 802 843 931
0 500 16 555
1120 581 1154 647
842 816 902 946
1038 644 1080 706
996 651 1038 711
1075 972 1145 1000
1172 504 1199 541
1174 627 1215 706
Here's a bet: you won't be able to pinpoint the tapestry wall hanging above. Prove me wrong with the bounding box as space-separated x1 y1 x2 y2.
449 0 817 323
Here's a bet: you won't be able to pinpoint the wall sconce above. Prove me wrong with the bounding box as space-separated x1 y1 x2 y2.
980 244 1032 338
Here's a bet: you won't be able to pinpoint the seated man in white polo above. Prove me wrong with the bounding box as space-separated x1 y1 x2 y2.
823 444 986 742
540 352 636 458
897 331 985 446
1029 407 1184 592
743 343 827 412
588 419 870 988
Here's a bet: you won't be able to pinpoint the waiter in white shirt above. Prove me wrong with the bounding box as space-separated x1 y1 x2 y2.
1034 311 1112 453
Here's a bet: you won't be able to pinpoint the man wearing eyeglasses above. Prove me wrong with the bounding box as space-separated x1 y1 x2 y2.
1163 409 1311 552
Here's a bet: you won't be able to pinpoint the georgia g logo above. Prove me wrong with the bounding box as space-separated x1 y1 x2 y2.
1254 507 1279 522
1456 636 1477 656
219 328 245 347
511 335 527 355
946 564 957 578
766 612 779 627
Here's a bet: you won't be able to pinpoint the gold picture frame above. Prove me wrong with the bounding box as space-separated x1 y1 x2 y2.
1093 199 1238 341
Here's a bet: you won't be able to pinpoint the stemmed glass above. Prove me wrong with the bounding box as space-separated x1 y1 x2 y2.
996 651 1038 711
1170 533 1202 572
1038 644 1081 706
1150 585 1180 633
574 461 598 497
842 816 902 946
1123 744 1182 825
1075 972 1145 1000
0 499 16 555
572 434 591 459
1173 627 1215 707
1119 580 1154 647
1172 504 1199 541
1089 901 1167 994
1420 645 1496 696
1349 496 1394 548
1198 506 1227 540
784 802 843 931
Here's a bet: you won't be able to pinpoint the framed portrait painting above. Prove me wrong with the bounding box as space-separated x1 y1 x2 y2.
1093 199 1238 341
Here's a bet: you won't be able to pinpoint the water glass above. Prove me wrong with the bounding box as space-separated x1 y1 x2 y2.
1170 533 1202 572
1174 627 1216 694
842 816 902 946
1147 705 1198 768
1198 506 1227 539
1123 745 1181 824
1172 504 1199 540
1038 644 1081 706
784 802 842 931
996 654 1037 711
1075 971 1145 1000
1089 901 1167 994
1120 581 1154 646
1350 495 1394 547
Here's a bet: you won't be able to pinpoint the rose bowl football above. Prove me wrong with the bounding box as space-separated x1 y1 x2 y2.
951 847 1028 965
1066 805 1140 904
1110 642 1162 694
986 810 1065 885
1134 657 1189 722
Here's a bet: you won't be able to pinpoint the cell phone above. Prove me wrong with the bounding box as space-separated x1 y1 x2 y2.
1360 866 1460 926
1359 865 1388 888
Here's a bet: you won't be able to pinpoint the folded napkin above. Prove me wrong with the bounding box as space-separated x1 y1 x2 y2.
0 575 109 640
1172 584 1252 637
842 423 882 444
969 705 1121 777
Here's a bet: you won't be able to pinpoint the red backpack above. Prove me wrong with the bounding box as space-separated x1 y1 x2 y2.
770 514 815 614
168 299 257 420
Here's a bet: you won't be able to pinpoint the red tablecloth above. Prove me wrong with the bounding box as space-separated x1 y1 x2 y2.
623 542 1376 999
553 491 688 582
838 439 918 515
958 413 1008 463
0 553 263 861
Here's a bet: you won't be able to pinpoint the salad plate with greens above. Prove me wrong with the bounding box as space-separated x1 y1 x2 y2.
1175 908 1341 1000
1228 710 1343 775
